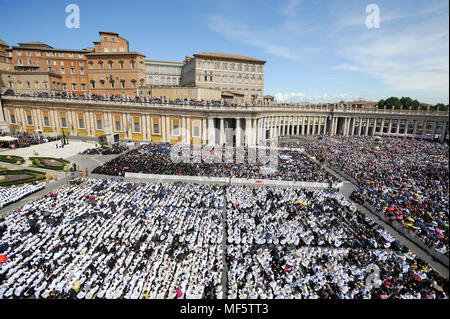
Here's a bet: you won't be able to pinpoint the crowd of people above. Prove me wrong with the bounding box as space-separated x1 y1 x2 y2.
304 136 449 256
80 145 129 156
0 132 58 149
0 183 45 209
92 143 340 183
225 186 448 299
0 179 224 299
0 179 447 299
7 92 238 107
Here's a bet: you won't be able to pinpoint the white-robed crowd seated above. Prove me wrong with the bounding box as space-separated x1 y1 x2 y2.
225 186 448 299
0 179 224 299
0 183 45 209
0 179 448 299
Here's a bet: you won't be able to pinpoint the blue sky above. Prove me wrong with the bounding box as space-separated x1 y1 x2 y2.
0 0 448 104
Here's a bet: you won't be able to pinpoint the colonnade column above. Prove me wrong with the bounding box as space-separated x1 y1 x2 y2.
412 120 418 135
431 121 437 137
403 120 409 134
440 122 447 142
277 117 282 137
306 116 310 136
395 120 400 134
236 118 242 147
291 116 295 136
245 118 252 146
302 117 306 135
186 117 191 145
379 118 385 133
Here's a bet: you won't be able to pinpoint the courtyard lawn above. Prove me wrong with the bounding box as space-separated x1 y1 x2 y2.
0 155 26 165
0 169 47 187
29 157 70 171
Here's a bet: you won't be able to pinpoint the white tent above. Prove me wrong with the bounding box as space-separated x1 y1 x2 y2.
0 136 18 142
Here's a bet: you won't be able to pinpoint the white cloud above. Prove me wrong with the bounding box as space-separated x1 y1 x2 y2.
207 14 302 61
335 15 449 102
337 1 448 29
274 92 360 103
332 63 360 71
278 0 304 18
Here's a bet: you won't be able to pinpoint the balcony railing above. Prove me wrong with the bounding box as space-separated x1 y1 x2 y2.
2 94 449 118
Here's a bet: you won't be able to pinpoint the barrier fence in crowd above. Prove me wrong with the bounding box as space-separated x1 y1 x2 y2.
124 172 341 189
323 160 449 267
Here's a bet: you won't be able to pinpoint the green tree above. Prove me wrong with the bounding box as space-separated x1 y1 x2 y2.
384 97 401 109
435 103 448 111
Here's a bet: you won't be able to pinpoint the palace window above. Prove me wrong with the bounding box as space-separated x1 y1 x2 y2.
153 123 160 135
97 119 103 130
10 114 16 124
115 120 121 132
43 116 50 127
61 117 67 128
172 123 180 136
27 115 33 125
78 118 85 129
193 125 200 138
134 121 140 133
